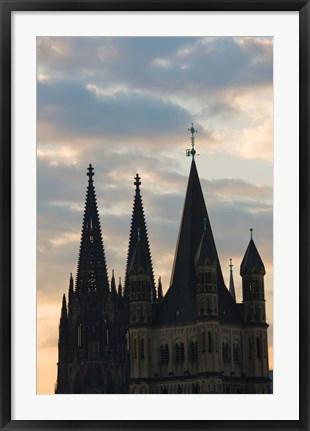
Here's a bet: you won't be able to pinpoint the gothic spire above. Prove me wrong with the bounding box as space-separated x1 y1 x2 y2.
59 294 68 344
229 259 236 301
60 293 67 320
68 273 74 302
111 269 117 297
157 276 163 302
75 164 109 295
124 173 155 300
118 276 122 298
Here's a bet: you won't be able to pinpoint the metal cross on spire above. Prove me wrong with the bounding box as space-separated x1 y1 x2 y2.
186 123 198 159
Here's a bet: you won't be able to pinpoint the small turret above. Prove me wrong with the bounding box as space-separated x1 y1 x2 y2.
118 276 122 298
68 273 74 302
111 269 117 298
240 229 266 323
157 276 163 302
240 228 269 386
229 259 236 301
58 294 68 359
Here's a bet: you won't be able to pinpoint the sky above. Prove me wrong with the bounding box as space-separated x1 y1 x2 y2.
37 36 273 394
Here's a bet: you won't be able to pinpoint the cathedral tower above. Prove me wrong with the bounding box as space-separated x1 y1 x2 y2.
55 164 128 394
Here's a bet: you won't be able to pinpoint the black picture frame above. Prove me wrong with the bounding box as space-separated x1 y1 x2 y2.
1 1 309 430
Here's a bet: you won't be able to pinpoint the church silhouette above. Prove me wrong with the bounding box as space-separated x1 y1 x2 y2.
55 128 271 394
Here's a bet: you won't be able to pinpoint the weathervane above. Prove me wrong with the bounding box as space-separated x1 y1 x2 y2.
186 123 198 159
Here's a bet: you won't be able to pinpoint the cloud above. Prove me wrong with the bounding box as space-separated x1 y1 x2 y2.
36 36 273 393
37 37 273 163
37 80 193 142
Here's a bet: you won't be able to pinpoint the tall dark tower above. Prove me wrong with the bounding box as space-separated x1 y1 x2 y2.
240 229 270 393
55 164 128 394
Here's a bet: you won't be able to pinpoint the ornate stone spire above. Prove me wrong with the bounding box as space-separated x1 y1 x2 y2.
124 173 155 300
111 269 117 297
229 259 236 301
75 164 109 295
118 276 122 298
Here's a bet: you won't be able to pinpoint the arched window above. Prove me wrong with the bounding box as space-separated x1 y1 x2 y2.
175 342 185 363
140 338 145 359
134 339 137 359
201 329 205 352
256 337 261 359
190 340 198 361
208 331 212 353
160 343 169 364
222 342 230 363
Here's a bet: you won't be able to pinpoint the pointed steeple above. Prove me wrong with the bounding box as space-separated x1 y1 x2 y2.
155 133 242 325
170 158 224 288
61 293 67 320
157 276 163 302
68 273 74 302
59 294 68 346
240 229 265 276
111 269 117 297
118 276 122 298
229 259 236 301
124 174 155 299
75 164 109 295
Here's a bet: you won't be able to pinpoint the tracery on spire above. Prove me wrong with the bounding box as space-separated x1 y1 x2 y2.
75 164 109 296
124 173 155 301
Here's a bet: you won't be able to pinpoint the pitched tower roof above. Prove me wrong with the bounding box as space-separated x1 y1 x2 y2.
124 174 155 300
240 229 266 276
155 130 242 325
75 164 109 295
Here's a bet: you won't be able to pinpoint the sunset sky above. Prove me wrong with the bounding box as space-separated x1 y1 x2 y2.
37 36 273 394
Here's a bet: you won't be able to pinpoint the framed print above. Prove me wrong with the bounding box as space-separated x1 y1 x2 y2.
1 1 309 430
